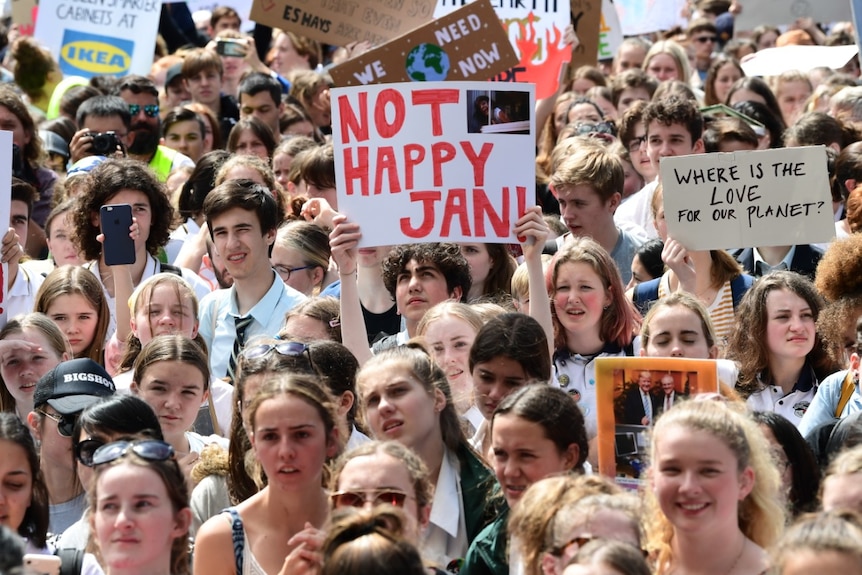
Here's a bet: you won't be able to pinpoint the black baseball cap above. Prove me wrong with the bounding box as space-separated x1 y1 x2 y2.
165 63 185 89
34 358 116 415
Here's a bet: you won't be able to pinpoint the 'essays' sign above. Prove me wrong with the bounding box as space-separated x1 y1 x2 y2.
250 0 436 48
34 0 162 79
661 146 834 251
332 81 535 247
329 0 517 87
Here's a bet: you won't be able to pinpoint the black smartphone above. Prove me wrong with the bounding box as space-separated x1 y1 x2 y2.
100 204 135 265
216 39 246 57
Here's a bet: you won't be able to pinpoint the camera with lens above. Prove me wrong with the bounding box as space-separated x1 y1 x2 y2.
90 131 122 156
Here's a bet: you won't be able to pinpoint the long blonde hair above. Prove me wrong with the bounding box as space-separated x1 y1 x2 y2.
645 400 785 573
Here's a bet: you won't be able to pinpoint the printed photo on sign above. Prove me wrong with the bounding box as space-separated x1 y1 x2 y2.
466 90 531 134
332 81 535 247
594 357 719 490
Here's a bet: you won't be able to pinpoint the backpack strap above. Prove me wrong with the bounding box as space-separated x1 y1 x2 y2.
632 278 661 315
55 548 84 575
836 371 857 418
729 274 754 309
226 507 245 574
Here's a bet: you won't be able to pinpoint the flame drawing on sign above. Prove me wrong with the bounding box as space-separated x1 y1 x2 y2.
503 12 571 99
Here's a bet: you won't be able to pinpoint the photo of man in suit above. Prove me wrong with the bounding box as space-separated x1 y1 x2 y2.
622 370 659 426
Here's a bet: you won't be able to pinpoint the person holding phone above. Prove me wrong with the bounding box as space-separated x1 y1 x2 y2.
72 158 211 343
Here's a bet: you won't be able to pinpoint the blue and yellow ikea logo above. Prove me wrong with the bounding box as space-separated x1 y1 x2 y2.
59 30 133 78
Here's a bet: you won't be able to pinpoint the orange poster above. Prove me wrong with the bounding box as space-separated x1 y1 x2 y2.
594 357 720 490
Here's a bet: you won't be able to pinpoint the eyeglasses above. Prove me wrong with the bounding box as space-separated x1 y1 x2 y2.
331 489 411 509
575 121 616 137
694 35 717 43
38 410 78 437
128 104 160 118
274 264 315 281
91 439 174 466
627 135 646 153
75 438 106 467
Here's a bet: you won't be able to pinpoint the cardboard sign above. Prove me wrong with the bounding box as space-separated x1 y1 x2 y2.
660 146 834 251
250 0 436 48
332 81 535 247
736 0 850 31
434 0 572 100
330 0 517 87
594 357 720 490
598 0 623 61
613 0 685 35
34 0 162 79
11 0 37 36
569 0 601 70
740 45 859 77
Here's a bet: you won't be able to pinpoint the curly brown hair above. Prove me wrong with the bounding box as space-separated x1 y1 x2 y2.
72 158 174 262
818 294 862 365
815 234 862 302
727 271 836 396
381 243 471 301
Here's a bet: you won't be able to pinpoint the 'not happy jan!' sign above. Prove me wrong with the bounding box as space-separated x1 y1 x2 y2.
660 146 834 251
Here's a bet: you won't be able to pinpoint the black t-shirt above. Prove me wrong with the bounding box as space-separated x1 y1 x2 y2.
363 303 400 345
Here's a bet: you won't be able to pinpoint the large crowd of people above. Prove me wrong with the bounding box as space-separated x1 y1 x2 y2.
4 1 862 574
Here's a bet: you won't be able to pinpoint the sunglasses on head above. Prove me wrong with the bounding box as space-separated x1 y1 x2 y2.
75 438 106 467
242 341 312 362
330 489 410 509
129 104 160 118
575 121 615 136
550 535 649 559
38 410 78 437
91 439 174 466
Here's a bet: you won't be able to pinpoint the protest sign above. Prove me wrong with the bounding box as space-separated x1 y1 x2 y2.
569 0 601 70
434 0 571 100
612 0 685 35
660 146 833 252
595 357 719 490
740 45 858 77
329 0 517 87
177 0 255 31
598 0 623 61
0 132 12 327
332 81 535 247
34 0 162 79
250 0 436 48
736 0 850 31
11 0 37 36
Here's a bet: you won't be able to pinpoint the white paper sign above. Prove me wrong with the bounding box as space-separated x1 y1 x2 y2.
433 0 570 100
735 0 851 31
182 0 256 32
660 147 834 251
599 0 623 61
0 131 13 327
613 0 686 35
34 0 163 79
740 45 858 77
332 81 535 247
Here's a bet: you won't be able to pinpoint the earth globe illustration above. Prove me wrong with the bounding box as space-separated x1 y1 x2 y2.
405 43 450 81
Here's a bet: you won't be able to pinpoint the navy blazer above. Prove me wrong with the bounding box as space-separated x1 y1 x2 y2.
732 244 823 280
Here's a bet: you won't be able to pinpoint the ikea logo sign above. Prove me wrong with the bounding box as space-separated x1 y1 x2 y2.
59 30 133 77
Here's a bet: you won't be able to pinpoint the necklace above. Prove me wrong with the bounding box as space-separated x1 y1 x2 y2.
725 537 746 575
